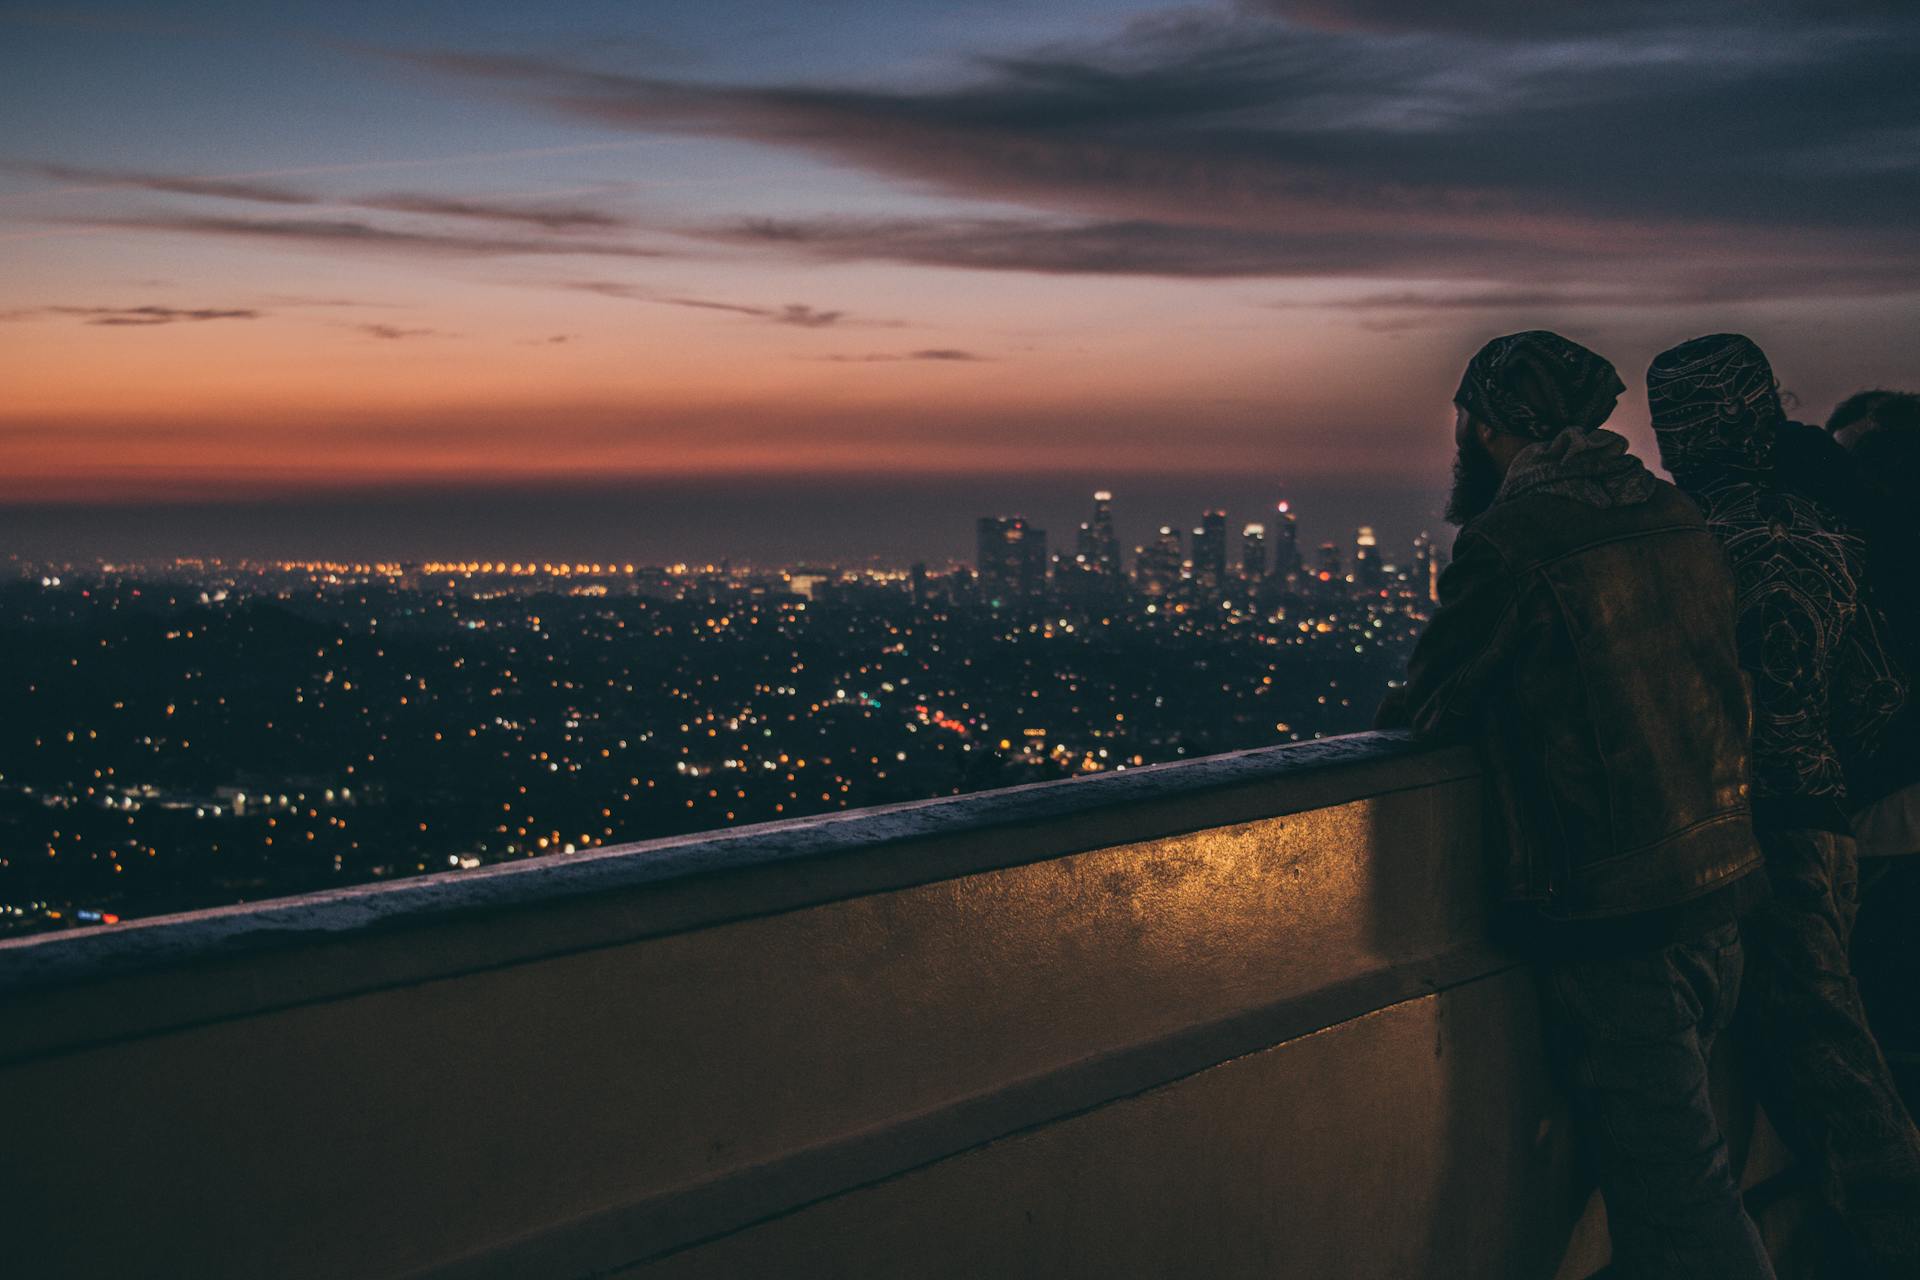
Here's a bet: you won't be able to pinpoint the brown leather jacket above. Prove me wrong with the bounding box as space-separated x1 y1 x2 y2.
1391 431 1763 923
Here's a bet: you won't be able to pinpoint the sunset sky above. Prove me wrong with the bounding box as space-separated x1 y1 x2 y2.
4 0 1917 562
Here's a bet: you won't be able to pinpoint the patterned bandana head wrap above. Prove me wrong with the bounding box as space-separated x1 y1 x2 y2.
1453 330 1625 441
1646 333 1782 485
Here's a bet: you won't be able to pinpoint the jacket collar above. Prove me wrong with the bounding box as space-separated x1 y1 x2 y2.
1495 427 1658 509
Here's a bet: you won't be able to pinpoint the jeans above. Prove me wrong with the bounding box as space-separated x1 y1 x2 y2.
1540 919 1775 1280
1740 827 1920 1278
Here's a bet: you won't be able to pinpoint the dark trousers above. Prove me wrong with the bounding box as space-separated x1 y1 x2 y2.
1855 855 1920 1111
1540 919 1775 1280
1741 827 1920 1278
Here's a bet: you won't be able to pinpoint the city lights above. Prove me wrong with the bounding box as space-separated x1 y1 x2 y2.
0 499 1436 935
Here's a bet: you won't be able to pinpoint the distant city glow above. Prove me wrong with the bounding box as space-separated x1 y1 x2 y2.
2 485 1442 933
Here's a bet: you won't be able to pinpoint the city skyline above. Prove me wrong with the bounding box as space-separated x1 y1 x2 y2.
0 470 1449 568
5 1 1918 557
2 506 1434 932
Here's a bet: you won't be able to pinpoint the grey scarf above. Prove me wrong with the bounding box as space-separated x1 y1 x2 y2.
1496 427 1658 509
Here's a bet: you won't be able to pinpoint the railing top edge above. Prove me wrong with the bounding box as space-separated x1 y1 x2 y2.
0 731 1475 999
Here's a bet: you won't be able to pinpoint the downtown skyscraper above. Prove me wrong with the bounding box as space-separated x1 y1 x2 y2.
1135 525 1184 597
1241 523 1269 584
976 517 1048 603
1191 510 1229 598
1085 491 1121 579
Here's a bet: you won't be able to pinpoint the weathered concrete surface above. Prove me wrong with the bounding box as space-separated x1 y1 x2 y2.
631 975 1584 1280
0 732 1620 1279
0 733 1471 1064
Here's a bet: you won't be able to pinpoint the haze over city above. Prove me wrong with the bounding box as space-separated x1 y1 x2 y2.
5 0 1918 561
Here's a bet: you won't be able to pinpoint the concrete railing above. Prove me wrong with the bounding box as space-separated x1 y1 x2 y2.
0 732 1775 1278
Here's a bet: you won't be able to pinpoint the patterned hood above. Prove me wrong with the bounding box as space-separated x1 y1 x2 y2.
1455 329 1625 441
1646 334 1904 816
1646 333 1782 486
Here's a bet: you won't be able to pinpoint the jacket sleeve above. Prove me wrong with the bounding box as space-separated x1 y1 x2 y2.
1392 530 1524 742
1831 562 1907 763
1736 579 1837 797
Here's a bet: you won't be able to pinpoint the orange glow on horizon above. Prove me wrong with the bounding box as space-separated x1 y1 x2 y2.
0 242 1478 506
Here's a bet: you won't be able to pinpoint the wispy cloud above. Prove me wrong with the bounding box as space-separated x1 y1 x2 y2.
96 214 666 259
0 140 668 204
353 323 443 340
255 294 401 309
3 304 263 326
705 214 1555 280
816 349 989 362
1285 288 1626 311
664 298 844 327
11 160 664 260
350 192 627 232
570 281 652 300
15 161 647 241
567 280 847 326
22 163 311 204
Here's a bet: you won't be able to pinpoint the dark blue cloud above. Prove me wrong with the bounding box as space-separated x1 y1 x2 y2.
1243 0 1907 37
411 4 1920 299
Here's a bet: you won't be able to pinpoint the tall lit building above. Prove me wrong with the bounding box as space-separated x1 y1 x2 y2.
1072 521 1098 585
1191 510 1229 597
976 516 1048 602
1089 490 1121 579
1413 537 1443 606
1354 526 1382 592
976 517 1013 598
1318 541 1344 586
1134 525 1184 597
1066 490 1123 600
1410 531 1439 605
1273 498 1303 586
1021 526 1049 598
1241 523 1269 583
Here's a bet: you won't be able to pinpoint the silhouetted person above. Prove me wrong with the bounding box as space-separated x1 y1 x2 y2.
1649 335 1920 1278
1829 389 1908 449
1820 391 1920 1106
1383 330 1772 1279
1812 392 1920 852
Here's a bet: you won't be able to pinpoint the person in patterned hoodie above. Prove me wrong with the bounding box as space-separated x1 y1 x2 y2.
1649 334 1920 1278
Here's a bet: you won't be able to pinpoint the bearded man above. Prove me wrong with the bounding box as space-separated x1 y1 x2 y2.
1382 331 1772 1279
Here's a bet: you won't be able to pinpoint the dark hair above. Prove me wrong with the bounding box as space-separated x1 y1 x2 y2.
1864 391 1920 434
1847 394 1920 498
1850 420 1920 498
1827 389 1899 436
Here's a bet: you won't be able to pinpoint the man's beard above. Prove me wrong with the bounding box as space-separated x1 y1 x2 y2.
1445 437 1503 526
